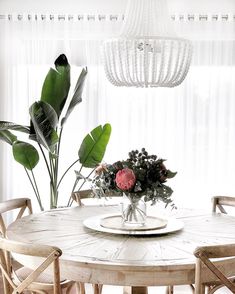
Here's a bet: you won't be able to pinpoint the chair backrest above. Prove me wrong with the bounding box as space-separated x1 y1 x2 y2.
212 196 235 214
71 189 122 206
71 189 95 206
0 236 62 294
0 198 32 237
194 244 235 294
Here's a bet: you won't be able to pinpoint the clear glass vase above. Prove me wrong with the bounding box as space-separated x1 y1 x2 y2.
121 194 147 226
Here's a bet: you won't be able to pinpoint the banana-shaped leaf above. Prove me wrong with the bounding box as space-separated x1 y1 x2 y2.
61 67 88 126
0 130 17 145
13 141 39 170
29 101 58 153
78 124 112 168
0 121 30 133
41 54 70 118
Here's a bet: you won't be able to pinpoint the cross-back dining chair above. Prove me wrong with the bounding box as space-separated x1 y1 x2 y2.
0 236 73 294
191 196 235 294
212 195 235 214
167 196 235 294
0 198 74 294
0 198 32 237
194 243 235 294
71 189 122 207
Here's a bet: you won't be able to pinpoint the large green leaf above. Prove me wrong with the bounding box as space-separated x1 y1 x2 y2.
61 67 88 126
29 101 59 153
0 121 30 133
0 130 17 145
78 124 112 168
12 141 39 170
41 54 70 118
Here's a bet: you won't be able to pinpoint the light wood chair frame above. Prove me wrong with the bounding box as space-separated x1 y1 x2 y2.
212 195 235 214
0 236 69 294
191 196 235 294
167 196 235 294
0 198 74 294
71 189 122 207
194 243 235 294
0 198 33 237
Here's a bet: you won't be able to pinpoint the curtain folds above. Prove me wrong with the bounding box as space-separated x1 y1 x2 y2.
0 16 235 210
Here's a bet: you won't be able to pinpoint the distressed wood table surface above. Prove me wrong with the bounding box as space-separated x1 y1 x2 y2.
6 205 235 288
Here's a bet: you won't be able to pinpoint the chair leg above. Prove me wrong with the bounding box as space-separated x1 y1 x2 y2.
98 284 103 294
190 284 195 293
75 282 85 294
123 286 148 294
195 284 205 294
66 283 75 294
166 286 174 294
93 283 99 294
2 276 12 294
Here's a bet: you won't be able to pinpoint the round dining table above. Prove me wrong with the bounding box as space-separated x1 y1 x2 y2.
6 205 235 292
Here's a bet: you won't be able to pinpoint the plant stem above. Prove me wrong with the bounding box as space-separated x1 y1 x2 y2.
56 128 63 170
49 154 58 209
57 158 80 189
37 143 53 182
30 169 44 211
67 178 79 207
67 165 83 206
24 168 44 211
68 167 96 207
49 156 54 208
54 127 63 204
24 168 40 202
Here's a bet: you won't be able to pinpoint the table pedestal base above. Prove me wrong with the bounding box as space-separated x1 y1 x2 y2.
124 286 148 294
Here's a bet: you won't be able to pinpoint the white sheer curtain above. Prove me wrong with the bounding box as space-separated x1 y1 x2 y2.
0 14 235 210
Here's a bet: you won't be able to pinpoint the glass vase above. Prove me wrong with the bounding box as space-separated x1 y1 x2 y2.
121 194 147 226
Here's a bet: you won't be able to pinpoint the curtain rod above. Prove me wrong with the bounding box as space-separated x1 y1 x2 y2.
0 13 233 22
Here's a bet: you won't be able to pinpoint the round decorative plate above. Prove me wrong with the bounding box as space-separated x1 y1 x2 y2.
100 215 168 231
83 214 184 236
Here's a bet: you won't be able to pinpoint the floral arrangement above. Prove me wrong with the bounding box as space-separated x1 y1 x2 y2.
94 148 177 207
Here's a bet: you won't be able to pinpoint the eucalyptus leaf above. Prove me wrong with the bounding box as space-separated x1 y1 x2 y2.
41 54 70 118
0 130 17 145
167 170 177 179
29 101 59 153
0 121 30 133
78 124 111 168
61 67 88 126
12 141 39 170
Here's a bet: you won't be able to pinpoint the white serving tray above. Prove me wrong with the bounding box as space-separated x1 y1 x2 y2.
83 213 184 236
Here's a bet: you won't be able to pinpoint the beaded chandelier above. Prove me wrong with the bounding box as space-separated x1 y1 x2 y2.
103 0 192 88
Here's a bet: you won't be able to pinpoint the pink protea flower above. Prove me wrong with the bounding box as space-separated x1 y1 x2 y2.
115 168 136 191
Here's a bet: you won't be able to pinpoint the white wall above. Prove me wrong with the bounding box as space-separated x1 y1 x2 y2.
0 0 235 14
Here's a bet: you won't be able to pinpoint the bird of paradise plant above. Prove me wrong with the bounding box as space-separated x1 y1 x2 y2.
0 54 111 210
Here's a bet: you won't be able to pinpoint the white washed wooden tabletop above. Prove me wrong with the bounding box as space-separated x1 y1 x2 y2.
6 205 235 287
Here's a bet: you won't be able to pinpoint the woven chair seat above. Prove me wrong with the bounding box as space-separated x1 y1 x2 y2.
14 266 66 284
